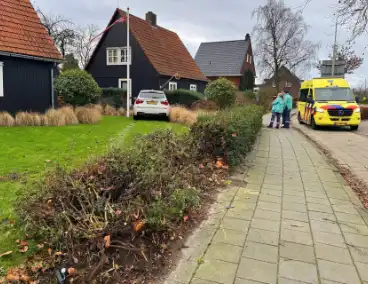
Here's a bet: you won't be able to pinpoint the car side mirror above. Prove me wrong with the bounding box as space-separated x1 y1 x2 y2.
355 96 360 104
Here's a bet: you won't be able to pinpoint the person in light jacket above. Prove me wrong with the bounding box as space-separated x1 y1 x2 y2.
268 92 285 129
282 89 293 128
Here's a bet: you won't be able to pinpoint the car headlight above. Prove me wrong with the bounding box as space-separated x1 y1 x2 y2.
354 108 361 113
316 108 325 113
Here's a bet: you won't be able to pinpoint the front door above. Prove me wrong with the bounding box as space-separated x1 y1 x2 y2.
118 78 132 105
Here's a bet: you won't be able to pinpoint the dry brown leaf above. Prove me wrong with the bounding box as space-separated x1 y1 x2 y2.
48 248 52 256
36 244 44 249
19 246 29 253
67 267 76 275
20 240 28 247
183 215 189 222
55 251 65 256
134 220 145 232
104 235 111 248
0 251 12 257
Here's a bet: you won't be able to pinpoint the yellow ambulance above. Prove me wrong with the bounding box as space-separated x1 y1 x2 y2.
297 77 361 130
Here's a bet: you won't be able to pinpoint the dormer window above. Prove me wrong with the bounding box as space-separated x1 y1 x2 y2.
107 47 131 65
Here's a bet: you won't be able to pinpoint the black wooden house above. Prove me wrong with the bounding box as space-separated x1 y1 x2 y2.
0 0 62 114
86 9 208 98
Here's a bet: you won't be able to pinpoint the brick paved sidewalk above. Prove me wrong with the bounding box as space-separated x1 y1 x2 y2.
165 128 368 284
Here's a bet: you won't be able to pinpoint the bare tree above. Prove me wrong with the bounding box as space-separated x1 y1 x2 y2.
252 0 319 92
337 0 368 40
74 25 101 69
37 9 76 57
316 44 364 74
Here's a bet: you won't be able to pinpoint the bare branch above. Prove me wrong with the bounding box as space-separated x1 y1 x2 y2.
73 25 101 68
337 0 368 40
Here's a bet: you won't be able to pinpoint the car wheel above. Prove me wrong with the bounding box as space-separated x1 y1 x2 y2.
133 115 139 121
350 125 359 131
311 116 318 130
298 112 305 124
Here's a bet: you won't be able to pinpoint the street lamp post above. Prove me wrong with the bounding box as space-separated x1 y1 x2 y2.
331 15 338 76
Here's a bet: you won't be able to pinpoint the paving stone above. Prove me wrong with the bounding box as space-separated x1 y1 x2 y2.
304 182 324 191
191 279 217 284
315 243 352 264
344 233 368 248
283 202 307 213
317 260 361 284
220 218 250 233
167 260 197 283
282 209 309 222
261 188 282 197
332 204 359 215
247 228 279 246
313 231 346 248
237 258 277 284
306 196 330 205
348 245 368 264
305 190 327 199
283 195 306 204
279 241 315 263
278 278 307 284
320 280 343 284
212 229 247 247
307 203 333 214
308 211 336 222
195 258 238 284
310 220 341 234
204 243 242 263
234 194 259 203
355 262 368 281
251 218 280 232
225 208 254 220
335 212 366 225
339 222 368 235
283 190 305 198
231 201 257 211
329 197 351 204
282 219 310 233
256 201 281 212
262 184 282 190
279 258 318 284
258 194 281 204
253 209 281 221
242 241 278 263
281 228 313 246
234 279 265 284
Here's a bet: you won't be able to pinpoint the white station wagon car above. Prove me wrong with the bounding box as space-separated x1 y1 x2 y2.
133 90 170 120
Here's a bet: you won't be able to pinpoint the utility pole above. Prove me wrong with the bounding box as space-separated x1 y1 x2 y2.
331 15 338 76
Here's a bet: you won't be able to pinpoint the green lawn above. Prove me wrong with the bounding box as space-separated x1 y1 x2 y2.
0 116 187 269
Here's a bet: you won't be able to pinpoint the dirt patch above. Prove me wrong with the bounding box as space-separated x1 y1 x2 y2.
293 125 368 209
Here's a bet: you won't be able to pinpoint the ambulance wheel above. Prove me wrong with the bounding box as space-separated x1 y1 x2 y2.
350 125 359 131
311 116 318 130
298 112 304 124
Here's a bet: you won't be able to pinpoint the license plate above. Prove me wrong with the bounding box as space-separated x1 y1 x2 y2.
335 122 347 126
147 101 157 105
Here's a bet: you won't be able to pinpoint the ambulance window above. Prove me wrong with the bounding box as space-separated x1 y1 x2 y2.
299 89 308 102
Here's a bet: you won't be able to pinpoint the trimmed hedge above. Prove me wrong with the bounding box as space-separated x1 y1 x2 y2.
165 89 203 107
100 87 127 108
191 106 263 166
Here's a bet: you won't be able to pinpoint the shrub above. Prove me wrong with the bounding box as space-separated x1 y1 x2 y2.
55 69 102 106
0 112 15 127
361 105 368 120
75 106 102 124
235 91 257 106
59 106 79 125
45 109 66 126
15 112 41 126
204 78 237 109
40 115 49 126
169 106 197 125
86 103 103 114
191 106 263 166
165 89 203 107
191 99 218 111
100 88 126 108
103 105 119 116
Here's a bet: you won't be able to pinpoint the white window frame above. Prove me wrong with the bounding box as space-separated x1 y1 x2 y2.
118 78 132 95
249 55 252 63
0 62 3 97
107 47 131 66
285 80 292 87
190 84 197 92
169 82 177 91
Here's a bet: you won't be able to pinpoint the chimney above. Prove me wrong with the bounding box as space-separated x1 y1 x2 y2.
245 33 250 41
146 11 157 26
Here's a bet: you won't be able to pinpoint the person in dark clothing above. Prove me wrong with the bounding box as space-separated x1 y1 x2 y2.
282 89 293 128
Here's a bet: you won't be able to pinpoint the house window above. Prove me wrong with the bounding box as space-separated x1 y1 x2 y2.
285 81 292 87
169 82 177 90
118 78 132 96
246 54 250 63
190 84 197 92
249 55 252 63
0 62 3 97
107 47 131 65
272 81 276 88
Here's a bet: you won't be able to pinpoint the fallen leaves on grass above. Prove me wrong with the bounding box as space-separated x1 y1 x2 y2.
19 246 29 253
7 267 30 282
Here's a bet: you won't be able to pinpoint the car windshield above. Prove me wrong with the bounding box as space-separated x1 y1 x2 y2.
314 87 354 101
139 92 166 99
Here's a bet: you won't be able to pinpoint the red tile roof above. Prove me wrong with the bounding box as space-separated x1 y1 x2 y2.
117 9 207 81
0 0 62 61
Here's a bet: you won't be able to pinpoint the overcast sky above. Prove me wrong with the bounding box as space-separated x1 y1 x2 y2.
33 0 368 87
